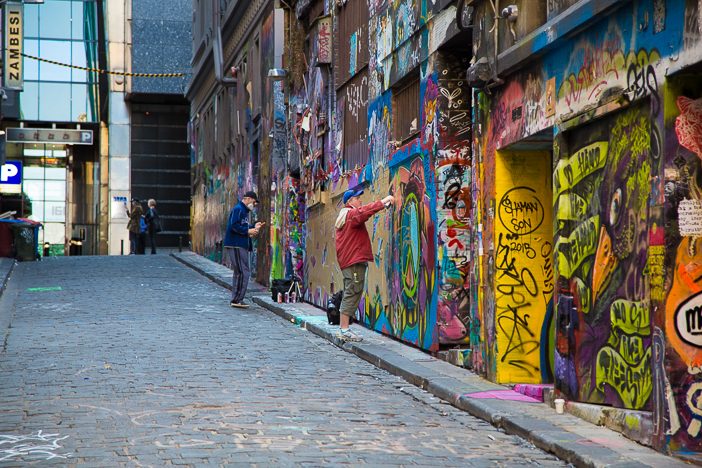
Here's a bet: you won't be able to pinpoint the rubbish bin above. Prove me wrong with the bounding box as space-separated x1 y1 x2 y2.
10 222 40 261
0 220 13 258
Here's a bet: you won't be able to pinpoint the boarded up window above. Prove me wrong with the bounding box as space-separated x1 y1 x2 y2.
393 76 420 144
340 69 368 171
336 0 369 86
336 0 369 171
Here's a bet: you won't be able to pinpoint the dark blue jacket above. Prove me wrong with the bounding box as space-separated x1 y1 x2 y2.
224 201 252 251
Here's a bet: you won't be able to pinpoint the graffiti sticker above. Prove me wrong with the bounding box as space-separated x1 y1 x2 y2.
675 292 702 348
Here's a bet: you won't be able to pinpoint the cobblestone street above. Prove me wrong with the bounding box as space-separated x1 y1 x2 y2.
0 255 566 466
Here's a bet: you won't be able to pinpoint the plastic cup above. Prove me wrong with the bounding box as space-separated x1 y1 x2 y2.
554 398 565 414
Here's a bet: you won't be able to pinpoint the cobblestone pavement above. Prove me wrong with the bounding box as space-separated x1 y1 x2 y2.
0 256 565 467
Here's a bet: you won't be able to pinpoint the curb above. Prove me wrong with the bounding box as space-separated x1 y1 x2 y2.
173 252 689 468
0 258 16 299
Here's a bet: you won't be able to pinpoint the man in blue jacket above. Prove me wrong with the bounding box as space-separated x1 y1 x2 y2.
224 191 264 308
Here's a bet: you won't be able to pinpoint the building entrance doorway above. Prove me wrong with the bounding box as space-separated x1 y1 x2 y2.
22 144 69 256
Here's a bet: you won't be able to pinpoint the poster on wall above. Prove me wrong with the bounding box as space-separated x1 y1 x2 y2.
111 196 128 219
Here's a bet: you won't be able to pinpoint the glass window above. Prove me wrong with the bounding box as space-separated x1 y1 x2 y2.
24 40 39 80
39 82 71 121
24 4 40 38
43 222 65 244
71 42 88 82
24 166 45 179
24 180 45 202
71 83 89 121
39 1 72 40
71 1 84 40
20 82 40 121
44 180 66 201
39 40 72 82
29 200 44 220
44 167 66 180
44 201 66 222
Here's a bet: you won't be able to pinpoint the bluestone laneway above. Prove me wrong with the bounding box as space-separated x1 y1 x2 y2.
0 256 564 466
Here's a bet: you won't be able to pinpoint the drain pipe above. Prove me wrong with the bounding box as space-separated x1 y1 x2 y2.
213 8 238 88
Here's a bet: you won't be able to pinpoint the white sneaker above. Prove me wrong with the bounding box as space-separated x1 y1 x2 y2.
337 328 363 342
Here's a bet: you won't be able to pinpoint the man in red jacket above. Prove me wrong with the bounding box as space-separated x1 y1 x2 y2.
335 188 394 342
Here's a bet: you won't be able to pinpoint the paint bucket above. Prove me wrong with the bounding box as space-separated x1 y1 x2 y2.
554 398 565 414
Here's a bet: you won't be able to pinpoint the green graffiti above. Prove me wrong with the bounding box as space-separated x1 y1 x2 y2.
610 299 651 336
555 193 588 221
555 215 600 278
596 345 652 410
27 286 62 292
554 142 608 200
572 277 591 314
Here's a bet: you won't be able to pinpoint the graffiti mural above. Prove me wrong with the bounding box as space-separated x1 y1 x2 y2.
429 54 473 345
381 140 438 351
662 75 702 452
554 104 653 410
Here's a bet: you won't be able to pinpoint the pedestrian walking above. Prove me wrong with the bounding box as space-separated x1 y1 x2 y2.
144 199 161 255
126 198 144 255
334 188 394 342
224 191 264 308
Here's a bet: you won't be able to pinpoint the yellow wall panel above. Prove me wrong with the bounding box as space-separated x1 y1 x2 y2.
494 151 553 384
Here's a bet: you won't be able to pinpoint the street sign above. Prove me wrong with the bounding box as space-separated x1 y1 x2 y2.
4 2 23 91
0 160 22 194
5 127 94 145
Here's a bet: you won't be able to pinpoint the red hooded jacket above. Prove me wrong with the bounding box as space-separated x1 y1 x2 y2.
335 200 385 269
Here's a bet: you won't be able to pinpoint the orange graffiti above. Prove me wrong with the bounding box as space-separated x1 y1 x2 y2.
665 238 702 366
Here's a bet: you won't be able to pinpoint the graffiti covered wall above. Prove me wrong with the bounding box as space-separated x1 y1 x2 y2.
382 140 438 349
430 53 473 346
661 74 702 452
302 0 471 353
554 104 654 411
473 0 702 452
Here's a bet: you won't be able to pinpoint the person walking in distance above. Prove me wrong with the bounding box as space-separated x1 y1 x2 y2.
126 198 144 255
144 199 161 254
224 191 264 308
335 188 394 341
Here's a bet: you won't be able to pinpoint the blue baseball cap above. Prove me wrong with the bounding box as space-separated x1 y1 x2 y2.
343 188 364 204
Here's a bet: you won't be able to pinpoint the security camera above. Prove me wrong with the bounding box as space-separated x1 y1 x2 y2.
500 4 518 21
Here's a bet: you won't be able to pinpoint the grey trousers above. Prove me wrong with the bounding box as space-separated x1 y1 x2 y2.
339 262 367 318
226 247 250 303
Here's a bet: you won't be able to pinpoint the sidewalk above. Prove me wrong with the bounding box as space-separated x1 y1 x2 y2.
0 258 16 334
187 253 688 466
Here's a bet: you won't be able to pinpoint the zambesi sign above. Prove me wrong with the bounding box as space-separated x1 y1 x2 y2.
4 2 23 91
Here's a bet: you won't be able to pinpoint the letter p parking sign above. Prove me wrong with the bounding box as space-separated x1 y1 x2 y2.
0 161 22 194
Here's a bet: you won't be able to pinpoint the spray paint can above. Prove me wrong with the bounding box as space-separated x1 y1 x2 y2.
277 292 283 303
284 292 290 303
291 292 297 303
